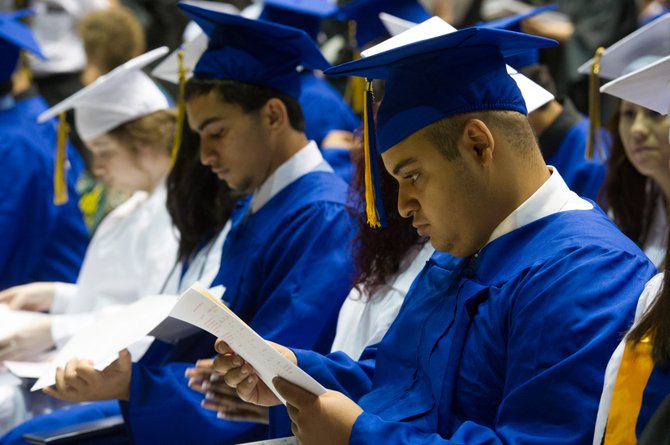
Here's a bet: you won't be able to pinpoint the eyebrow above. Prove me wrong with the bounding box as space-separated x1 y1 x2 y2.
197 117 225 132
392 157 418 175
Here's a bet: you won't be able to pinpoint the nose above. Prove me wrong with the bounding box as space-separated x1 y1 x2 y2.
630 112 651 141
91 157 106 178
199 138 217 166
396 184 418 219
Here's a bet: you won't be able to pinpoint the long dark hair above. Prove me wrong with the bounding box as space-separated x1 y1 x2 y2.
628 229 670 367
166 116 239 262
350 145 427 300
600 104 661 248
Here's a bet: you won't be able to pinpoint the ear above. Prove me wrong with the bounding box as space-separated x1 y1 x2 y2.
260 98 289 132
459 118 494 168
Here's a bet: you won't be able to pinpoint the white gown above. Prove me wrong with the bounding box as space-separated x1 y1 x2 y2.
50 180 179 347
331 242 435 360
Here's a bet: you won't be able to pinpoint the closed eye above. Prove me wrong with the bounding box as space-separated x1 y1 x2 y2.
403 172 420 185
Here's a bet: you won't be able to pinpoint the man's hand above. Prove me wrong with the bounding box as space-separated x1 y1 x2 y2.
212 339 296 407
0 282 56 311
274 377 363 445
43 349 132 402
0 316 54 361
186 358 269 424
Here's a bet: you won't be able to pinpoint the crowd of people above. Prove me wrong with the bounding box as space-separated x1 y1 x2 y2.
0 0 669 444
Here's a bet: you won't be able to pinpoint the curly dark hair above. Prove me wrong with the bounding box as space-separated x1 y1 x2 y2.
350 144 427 300
599 104 660 247
166 116 241 262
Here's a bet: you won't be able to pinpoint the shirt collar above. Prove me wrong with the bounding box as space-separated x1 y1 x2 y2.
485 167 593 247
250 140 331 213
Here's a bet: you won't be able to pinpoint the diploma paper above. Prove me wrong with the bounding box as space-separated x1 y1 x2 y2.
168 283 326 403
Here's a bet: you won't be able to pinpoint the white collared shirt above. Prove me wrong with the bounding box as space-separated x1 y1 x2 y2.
486 167 593 247
250 140 332 214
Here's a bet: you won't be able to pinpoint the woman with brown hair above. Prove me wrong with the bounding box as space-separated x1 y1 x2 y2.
594 54 670 444
0 49 179 361
600 98 670 269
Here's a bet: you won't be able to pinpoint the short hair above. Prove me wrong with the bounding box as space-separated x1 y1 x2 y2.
79 6 146 73
107 109 176 156
419 110 536 160
184 78 305 133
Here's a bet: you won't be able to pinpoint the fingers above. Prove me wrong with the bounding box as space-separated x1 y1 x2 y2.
213 352 246 377
235 373 260 402
0 288 17 305
273 377 316 409
214 339 234 355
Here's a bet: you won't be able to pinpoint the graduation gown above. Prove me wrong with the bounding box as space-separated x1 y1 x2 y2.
294 207 656 444
594 273 670 444
120 170 357 445
538 99 607 201
0 92 88 289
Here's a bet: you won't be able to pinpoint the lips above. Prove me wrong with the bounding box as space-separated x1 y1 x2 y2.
413 223 430 237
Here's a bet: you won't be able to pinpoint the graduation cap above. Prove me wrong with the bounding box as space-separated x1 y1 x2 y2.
578 13 670 80
38 47 170 204
479 4 557 69
259 0 339 42
578 13 670 158
177 0 330 99
600 54 670 116
339 0 431 49
0 9 46 82
374 14 554 113
325 26 556 227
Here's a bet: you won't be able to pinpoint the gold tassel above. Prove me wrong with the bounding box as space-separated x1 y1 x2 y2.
363 78 381 228
171 49 187 165
54 112 69 205
586 47 605 160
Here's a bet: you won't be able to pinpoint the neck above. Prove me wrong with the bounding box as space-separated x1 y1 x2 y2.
653 174 670 215
259 130 309 187
528 100 563 137
143 156 171 194
490 147 551 232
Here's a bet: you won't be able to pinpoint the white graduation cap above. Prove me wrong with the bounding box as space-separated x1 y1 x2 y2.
600 54 670 116
371 13 554 113
151 31 208 85
577 13 670 80
38 47 170 142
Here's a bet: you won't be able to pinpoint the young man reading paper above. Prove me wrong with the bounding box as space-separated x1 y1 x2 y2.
214 26 657 444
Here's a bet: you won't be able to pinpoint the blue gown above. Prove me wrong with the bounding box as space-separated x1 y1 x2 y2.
291 207 656 444
539 99 608 201
0 170 358 445
299 73 360 184
0 92 88 289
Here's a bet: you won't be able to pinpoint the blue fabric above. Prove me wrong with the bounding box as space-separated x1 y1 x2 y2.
180 3 329 98
479 4 558 70
118 171 357 445
546 118 608 201
322 148 354 184
0 94 88 289
299 72 361 148
0 401 124 445
338 0 431 48
260 0 338 41
0 9 44 80
293 207 656 444
636 365 670 438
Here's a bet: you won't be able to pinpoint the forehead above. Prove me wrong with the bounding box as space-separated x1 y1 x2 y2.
186 91 248 130
85 133 123 153
381 130 437 171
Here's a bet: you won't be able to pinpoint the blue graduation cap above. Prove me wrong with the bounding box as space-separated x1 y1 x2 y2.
259 0 339 42
325 26 557 226
339 0 431 49
0 9 46 81
178 1 330 99
479 4 557 69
